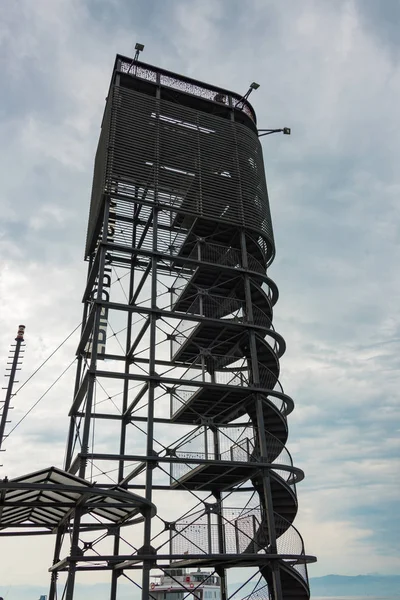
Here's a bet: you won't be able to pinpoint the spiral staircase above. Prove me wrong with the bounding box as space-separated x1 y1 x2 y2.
166 220 312 599
0 55 316 600
64 55 316 599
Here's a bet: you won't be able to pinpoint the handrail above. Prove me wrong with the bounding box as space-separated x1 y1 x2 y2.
170 432 296 485
169 358 289 419
170 294 280 360
117 56 257 123
189 241 268 278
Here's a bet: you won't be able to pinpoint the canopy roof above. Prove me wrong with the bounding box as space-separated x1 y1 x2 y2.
0 466 155 533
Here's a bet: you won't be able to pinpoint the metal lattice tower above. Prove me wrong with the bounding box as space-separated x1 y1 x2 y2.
0 56 316 600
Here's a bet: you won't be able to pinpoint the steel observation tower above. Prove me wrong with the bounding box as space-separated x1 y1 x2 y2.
0 53 316 600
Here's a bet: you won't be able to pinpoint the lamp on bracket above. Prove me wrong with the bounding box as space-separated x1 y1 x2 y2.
235 82 260 109
258 127 291 137
134 42 145 61
127 42 145 74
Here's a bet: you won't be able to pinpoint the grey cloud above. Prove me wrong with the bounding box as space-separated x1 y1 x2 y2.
354 0 400 59
1 0 400 584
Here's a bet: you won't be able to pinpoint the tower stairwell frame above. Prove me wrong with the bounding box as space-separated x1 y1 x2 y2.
0 56 316 600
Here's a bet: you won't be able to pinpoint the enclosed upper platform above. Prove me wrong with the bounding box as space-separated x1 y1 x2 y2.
85 54 275 266
112 54 258 131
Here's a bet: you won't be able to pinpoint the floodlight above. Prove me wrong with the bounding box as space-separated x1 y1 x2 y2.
131 42 145 67
235 81 261 109
257 127 292 137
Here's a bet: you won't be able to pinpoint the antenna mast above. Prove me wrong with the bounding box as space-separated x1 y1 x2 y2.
0 325 25 456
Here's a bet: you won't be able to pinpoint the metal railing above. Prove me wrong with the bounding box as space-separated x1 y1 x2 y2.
171 451 203 481
170 241 274 307
170 507 261 556
241 582 270 600
274 513 309 584
189 241 267 276
272 469 297 496
169 359 288 419
174 291 272 326
169 508 308 574
170 432 295 486
119 58 257 123
171 436 255 478
170 295 279 361
171 438 254 483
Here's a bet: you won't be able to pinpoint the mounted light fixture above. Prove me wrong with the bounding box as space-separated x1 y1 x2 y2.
258 127 292 137
127 43 145 73
235 82 261 108
134 42 145 61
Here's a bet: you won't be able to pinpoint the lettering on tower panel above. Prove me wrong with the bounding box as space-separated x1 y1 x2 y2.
85 200 117 358
85 267 112 358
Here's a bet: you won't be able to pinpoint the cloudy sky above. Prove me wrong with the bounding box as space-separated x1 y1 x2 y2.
1 0 400 593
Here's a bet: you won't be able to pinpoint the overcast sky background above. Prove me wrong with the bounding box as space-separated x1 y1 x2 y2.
0 0 400 592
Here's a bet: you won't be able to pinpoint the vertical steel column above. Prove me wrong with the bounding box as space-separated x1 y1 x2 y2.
141 207 158 600
78 200 110 480
142 83 161 600
63 200 111 600
110 191 139 600
212 429 228 600
64 273 91 471
48 528 64 600
65 506 83 600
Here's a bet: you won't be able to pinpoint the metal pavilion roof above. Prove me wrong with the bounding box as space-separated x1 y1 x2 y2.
0 466 155 534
